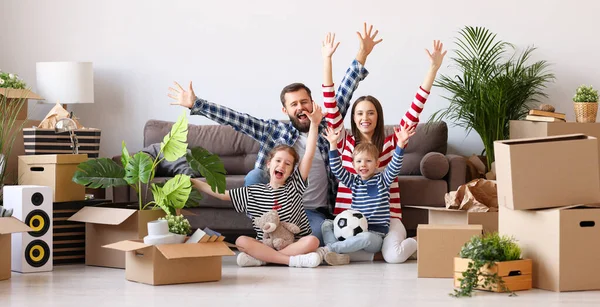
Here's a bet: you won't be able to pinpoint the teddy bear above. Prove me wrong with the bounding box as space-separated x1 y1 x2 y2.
253 210 300 251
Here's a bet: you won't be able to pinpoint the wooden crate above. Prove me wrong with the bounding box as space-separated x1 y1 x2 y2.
454 257 532 292
52 199 107 265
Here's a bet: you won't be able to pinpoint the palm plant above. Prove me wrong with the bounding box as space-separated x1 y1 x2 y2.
429 26 555 170
72 111 226 216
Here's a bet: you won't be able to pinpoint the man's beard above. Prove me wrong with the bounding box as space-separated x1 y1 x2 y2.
289 114 310 133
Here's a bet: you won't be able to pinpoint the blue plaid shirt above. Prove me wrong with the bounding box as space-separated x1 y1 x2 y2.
190 59 369 212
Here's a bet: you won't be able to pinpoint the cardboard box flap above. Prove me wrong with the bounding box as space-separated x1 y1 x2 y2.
534 203 600 211
156 242 235 259
0 88 42 99
496 134 590 145
102 240 151 252
68 206 137 225
19 154 88 165
0 217 32 234
417 224 483 231
406 206 465 213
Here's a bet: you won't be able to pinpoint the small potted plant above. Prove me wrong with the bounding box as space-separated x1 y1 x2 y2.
573 84 599 123
451 232 532 297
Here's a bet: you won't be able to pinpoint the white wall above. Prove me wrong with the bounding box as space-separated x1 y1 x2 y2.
1 0 598 158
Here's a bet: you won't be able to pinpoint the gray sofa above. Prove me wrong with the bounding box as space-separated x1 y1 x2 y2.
112 119 467 239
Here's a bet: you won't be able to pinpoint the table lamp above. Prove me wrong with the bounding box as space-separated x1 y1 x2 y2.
35 62 94 109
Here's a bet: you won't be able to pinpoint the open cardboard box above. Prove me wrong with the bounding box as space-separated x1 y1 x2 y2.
494 134 600 210
68 203 166 269
103 240 234 285
406 206 498 234
499 204 600 292
0 88 42 120
0 217 33 280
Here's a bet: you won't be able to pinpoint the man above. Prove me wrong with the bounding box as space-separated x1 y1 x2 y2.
169 23 382 246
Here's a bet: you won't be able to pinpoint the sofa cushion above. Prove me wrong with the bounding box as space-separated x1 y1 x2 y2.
420 152 449 180
383 122 448 176
397 176 447 207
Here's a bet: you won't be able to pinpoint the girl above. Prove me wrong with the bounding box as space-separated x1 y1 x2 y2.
323 40 447 263
192 101 324 268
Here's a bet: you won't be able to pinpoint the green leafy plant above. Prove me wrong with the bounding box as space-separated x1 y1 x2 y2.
0 70 27 89
159 214 191 235
429 26 555 171
451 232 522 298
1 89 33 201
72 110 226 216
573 85 599 103
0 205 13 217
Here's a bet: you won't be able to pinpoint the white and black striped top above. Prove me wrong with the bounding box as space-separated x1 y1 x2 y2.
229 168 312 240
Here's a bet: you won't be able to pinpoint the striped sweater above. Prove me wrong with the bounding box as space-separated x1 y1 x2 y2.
328 147 405 234
323 84 429 220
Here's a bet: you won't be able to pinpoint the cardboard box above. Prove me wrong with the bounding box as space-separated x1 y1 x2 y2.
0 88 42 120
103 240 235 285
2 119 41 185
510 120 600 174
68 205 166 269
18 154 88 202
494 134 600 210
406 206 498 234
454 257 532 292
417 224 482 278
0 217 32 280
23 128 101 158
499 205 600 292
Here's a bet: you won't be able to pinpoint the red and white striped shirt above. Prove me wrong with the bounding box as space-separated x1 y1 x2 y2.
323 84 430 220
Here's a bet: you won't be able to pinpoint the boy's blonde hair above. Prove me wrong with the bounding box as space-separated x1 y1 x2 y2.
352 143 380 161
267 145 300 166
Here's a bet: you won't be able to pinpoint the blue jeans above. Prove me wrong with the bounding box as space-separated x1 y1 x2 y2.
244 168 326 246
321 219 384 254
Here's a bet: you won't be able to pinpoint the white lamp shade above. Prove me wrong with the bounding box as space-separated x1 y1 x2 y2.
36 62 94 104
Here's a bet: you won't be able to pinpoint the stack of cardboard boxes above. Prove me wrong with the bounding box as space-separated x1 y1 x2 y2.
494 134 600 292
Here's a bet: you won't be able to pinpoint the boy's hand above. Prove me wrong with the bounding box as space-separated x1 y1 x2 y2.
356 22 383 57
426 40 447 69
168 81 196 109
322 32 340 58
323 126 340 145
306 102 323 123
395 124 417 146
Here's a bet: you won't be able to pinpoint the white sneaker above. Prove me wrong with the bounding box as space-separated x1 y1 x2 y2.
316 246 349 266
237 252 266 267
288 252 321 268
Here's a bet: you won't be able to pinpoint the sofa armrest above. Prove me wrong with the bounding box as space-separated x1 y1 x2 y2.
445 154 467 192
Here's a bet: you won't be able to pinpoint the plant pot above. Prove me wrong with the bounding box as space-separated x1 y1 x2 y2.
454 257 532 293
574 102 598 123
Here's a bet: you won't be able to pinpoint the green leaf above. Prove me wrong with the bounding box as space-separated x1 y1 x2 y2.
121 141 131 168
161 174 191 209
160 111 188 162
72 158 128 188
151 184 173 215
124 152 153 185
187 147 227 194
185 188 203 208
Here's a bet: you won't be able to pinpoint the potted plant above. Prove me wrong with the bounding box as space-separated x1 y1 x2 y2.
72 110 227 235
573 84 599 123
0 71 39 203
429 26 555 171
451 232 532 297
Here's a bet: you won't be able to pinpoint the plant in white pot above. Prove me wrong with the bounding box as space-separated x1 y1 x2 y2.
573 84 599 123
72 110 226 235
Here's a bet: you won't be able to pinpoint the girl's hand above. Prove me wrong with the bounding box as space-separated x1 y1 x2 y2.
395 124 417 146
306 102 323 123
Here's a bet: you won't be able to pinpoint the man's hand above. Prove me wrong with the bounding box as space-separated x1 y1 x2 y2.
426 40 447 69
306 102 323 123
323 126 340 146
395 124 417 147
322 32 340 59
168 81 196 109
356 22 383 64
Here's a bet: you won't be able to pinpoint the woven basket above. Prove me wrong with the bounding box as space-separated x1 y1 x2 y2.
574 102 598 123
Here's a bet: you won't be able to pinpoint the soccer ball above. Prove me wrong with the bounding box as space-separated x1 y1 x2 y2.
333 209 368 241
